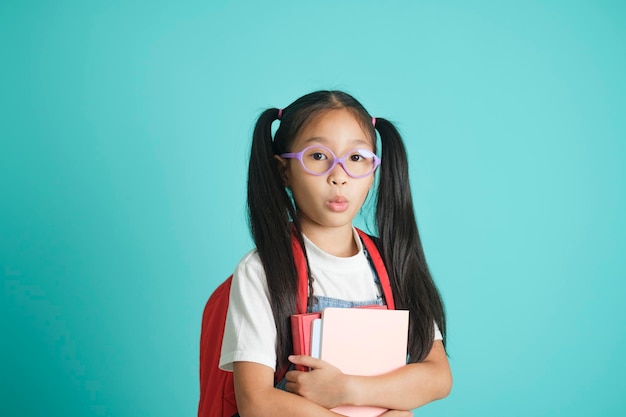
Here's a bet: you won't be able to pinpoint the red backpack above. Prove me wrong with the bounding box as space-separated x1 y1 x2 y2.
198 229 395 417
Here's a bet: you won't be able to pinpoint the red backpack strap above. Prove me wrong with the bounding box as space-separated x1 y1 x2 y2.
356 229 395 310
291 232 310 315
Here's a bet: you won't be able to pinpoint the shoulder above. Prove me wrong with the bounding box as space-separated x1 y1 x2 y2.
231 248 270 298
234 248 264 273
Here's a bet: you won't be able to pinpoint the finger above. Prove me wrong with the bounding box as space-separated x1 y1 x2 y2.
284 381 297 394
285 369 303 382
288 355 325 369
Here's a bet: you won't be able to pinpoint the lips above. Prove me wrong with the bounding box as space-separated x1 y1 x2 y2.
327 196 349 212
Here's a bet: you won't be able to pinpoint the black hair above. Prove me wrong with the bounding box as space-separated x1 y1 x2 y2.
247 90 446 372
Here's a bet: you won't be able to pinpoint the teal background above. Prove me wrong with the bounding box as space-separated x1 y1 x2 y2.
1 0 625 416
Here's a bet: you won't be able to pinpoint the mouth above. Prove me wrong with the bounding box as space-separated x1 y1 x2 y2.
327 196 349 212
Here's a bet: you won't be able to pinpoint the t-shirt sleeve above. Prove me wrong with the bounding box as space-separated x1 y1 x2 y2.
219 252 278 372
434 321 443 341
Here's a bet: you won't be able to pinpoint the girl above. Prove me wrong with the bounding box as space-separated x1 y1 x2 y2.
219 90 451 416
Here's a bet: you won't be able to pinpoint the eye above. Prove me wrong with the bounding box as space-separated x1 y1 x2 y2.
305 147 331 161
348 149 373 162
311 152 327 161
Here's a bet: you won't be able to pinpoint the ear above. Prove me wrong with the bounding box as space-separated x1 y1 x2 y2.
274 155 289 186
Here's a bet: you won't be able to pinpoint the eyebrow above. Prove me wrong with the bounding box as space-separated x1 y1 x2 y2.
302 136 372 147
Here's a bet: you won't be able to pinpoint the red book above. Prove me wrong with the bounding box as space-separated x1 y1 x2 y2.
290 312 321 371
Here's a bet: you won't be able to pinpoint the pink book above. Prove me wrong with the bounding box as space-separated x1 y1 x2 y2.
320 307 409 417
291 305 386 372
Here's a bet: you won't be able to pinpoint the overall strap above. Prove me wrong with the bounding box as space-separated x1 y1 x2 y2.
356 229 395 310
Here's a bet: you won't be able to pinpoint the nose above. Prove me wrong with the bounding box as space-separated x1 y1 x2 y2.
328 162 348 185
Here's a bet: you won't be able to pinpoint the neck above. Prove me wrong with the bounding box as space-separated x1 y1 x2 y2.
301 225 357 257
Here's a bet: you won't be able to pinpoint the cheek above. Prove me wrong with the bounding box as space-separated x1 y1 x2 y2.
362 176 375 193
357 178 375 203
287 173 317 199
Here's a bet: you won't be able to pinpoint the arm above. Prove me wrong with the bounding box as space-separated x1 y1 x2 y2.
287 340 452 411
233 361 342 417
234 361 413 417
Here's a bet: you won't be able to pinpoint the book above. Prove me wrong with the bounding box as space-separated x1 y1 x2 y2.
290 312 321 371
310 318 322 359
290 305 386 371
320 307 409 417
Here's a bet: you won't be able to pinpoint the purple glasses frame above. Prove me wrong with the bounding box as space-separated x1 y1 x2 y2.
280 145 381 179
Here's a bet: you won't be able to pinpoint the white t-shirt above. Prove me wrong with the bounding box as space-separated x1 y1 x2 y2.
219 229 442 372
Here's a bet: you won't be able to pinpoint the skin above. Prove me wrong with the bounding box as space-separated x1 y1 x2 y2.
234 109 452 417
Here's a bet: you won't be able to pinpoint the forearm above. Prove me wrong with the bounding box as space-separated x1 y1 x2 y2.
345 360 452 410
236 385 342 417
286 341 451 411
234 361 342 417
342 341 452 410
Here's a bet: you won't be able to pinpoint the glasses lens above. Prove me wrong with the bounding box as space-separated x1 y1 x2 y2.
302 147 334 174
344 149 376 177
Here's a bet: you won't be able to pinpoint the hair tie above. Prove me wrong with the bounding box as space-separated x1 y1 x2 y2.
278 108 283 120
372 117 376 127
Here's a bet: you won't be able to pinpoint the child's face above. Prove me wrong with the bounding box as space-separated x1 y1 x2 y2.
276 108 376 237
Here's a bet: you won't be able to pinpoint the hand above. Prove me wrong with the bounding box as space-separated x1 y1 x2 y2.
380 411 413 417
285 355 348 408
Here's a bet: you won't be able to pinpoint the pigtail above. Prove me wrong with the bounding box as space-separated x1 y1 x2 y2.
374 118 447 362
247 108 300 371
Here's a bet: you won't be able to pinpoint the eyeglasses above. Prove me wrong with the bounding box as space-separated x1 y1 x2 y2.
280 145 381 178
